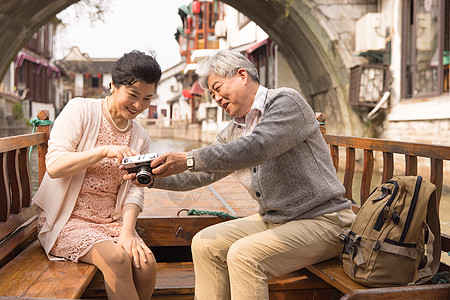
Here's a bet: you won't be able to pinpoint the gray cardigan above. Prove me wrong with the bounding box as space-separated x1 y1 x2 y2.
153 87 351 223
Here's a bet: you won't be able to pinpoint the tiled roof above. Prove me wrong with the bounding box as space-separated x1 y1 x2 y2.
58 60 116 74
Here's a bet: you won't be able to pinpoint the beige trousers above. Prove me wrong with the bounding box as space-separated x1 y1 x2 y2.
191 208 355 300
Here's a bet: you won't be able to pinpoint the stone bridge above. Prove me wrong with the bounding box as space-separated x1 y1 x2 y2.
0 0 377 135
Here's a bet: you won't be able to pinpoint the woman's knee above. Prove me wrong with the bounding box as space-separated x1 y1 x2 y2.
137 251 157 278
102 246 133 276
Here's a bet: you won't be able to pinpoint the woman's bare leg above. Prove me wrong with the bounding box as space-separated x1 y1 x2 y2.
80 241 138 300
132 251 157 300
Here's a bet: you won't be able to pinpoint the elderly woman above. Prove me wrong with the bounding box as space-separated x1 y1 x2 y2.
127 50 355 300
33 50 161 300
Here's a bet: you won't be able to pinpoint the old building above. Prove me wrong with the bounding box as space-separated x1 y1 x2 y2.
0 21 62 136
2 0 450 145
56 46 116 105
154 0 303 143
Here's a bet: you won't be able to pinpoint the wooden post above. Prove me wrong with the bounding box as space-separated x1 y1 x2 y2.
36 110 50 184
315 112 326 135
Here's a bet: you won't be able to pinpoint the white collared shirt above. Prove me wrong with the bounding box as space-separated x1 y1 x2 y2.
234 85 267 135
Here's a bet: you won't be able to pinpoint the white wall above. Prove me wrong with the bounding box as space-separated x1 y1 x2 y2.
31 102 55 121
155 63 185 126
74 73 84 97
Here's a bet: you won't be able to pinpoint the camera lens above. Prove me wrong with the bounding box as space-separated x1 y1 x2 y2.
136 166 152 185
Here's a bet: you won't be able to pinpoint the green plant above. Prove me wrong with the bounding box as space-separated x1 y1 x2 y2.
13 102 23 120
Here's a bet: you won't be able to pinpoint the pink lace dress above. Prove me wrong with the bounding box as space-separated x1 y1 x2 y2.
40 115 132 262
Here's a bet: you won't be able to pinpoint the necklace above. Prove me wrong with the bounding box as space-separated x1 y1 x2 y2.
105 97 131 133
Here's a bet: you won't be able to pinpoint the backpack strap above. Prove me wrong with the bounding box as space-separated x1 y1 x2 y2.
340 229 365 275
412 191 441 284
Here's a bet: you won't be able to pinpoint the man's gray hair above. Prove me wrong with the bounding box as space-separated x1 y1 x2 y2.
196 50 259 89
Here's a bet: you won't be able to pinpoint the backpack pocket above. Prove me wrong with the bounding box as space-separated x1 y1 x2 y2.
367 241 418 286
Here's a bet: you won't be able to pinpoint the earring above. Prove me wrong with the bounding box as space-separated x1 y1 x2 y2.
110 87 115 94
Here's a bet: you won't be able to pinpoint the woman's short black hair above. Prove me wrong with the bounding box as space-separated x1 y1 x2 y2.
111 50 162 88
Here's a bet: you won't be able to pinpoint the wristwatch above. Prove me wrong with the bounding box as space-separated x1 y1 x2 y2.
186 151 195 171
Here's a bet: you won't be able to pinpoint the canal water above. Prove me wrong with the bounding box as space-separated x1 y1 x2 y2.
148 137 208 154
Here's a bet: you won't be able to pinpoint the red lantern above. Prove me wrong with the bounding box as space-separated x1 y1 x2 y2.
85 73 90 78
97 73 102 78
192 1 201 14
182 89 192 98
185 15 193 35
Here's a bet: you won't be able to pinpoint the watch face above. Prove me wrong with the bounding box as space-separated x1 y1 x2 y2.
187 157 194 167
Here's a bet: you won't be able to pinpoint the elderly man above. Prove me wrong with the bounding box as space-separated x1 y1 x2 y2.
128 50 354 300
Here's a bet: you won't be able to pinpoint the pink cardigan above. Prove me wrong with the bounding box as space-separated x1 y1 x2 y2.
32 98 151 260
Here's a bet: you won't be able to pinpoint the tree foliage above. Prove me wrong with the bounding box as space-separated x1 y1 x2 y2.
59 0 111 26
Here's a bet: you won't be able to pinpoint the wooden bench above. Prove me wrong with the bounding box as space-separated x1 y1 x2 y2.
0 111 97 299
303 113 450 299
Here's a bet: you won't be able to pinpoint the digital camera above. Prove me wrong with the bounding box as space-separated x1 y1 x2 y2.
122 153 158 185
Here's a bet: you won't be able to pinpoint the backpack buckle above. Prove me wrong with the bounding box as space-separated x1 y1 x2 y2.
391 210 400 225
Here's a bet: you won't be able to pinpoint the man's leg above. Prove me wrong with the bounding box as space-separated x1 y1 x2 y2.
227 208 355 300
191 213 270 300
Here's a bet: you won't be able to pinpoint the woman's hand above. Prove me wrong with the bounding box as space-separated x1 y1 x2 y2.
47 145 139 178
100 145 139 161
121 170 153 187
118 230 152 269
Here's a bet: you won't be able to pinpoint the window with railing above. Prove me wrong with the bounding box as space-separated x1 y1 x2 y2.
402 0 450 98
349 64 391 108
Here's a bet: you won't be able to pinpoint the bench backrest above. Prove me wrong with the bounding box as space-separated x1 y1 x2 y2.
0 110 49 221
316 112 450 272
0 110 50 267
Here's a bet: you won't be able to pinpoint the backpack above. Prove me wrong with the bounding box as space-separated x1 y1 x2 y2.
340 175 441 287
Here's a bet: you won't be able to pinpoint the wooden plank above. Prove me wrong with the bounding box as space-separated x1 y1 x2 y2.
0 241 53 297
0 153 9 222
268 269 333 290
330 145 339 171
0 240 96 299
405 155 418 176
0 133 47 153
155 262 194 294
381 152 393 183
137 216 228 247
324 135 450 160
7 150 21 215
305 258 367 295
18 148 31 208
22 258 97 299
0 206 39 268
154 262 337 298
343 148 355 202
430 158 444 206
341 284 450 300
360 150 374 205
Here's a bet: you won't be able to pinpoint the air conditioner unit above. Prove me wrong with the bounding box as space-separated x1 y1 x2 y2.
214 20 227 39
355 13 386 53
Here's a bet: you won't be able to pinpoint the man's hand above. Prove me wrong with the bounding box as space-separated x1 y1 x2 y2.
150 151 188 178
